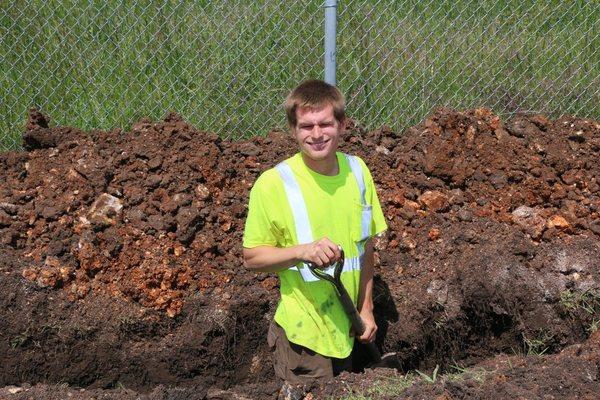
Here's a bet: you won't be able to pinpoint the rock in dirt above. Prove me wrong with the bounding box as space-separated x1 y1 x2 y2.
85 193 123 229
418 190 449 212
176 206 204 244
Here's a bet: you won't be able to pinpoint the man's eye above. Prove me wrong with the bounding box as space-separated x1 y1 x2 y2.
319 122 333 128
300 125 314 130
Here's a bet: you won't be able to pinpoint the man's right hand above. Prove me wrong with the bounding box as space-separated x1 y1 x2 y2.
298 238 342 268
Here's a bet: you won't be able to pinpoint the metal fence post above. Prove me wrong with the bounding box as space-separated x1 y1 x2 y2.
324 0 338 85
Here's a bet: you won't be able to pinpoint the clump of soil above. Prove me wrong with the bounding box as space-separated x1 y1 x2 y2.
0 108 598 398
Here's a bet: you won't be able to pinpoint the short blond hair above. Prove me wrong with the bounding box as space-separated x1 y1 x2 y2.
285 79 345 127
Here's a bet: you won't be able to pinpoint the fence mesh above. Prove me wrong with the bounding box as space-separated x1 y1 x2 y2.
1 0 598 151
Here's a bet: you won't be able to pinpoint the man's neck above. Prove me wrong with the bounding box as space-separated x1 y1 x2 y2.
301 153 339 176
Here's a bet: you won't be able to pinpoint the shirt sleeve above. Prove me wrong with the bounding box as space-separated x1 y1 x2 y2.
243 171 284 248
361 159 388 237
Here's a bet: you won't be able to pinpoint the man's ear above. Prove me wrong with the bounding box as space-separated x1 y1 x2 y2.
289 124 299 141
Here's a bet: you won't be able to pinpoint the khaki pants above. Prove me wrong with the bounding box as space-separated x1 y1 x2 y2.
267 320 352 385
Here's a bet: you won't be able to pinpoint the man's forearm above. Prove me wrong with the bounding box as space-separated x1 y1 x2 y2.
357 239 375 312
243 245 303 273
243 238 342 273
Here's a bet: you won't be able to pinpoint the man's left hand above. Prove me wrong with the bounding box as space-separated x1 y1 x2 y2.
357 309 377 343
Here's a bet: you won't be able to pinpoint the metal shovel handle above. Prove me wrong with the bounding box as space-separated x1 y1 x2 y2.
307 250 382 363
335 278 382 363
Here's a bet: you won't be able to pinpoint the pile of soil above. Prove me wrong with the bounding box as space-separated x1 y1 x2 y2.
0 108 598 399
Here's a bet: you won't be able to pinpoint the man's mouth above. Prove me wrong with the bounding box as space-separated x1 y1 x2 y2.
307 139 330 148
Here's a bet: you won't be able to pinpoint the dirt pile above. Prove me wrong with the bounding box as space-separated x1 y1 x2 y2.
0 107 599 398
2 110 289 317
361 108 600 370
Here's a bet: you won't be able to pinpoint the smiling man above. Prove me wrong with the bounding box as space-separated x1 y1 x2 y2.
243 79 387 399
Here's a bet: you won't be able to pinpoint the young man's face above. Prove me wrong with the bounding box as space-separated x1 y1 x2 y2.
292 104 344 165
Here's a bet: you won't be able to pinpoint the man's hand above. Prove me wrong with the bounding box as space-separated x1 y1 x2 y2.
357 308 377 343
298 237 342 267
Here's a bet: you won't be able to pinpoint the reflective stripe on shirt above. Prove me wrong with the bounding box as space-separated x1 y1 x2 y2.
275 153 369 282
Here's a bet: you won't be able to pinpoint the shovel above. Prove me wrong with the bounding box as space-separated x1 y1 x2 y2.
308 249 401 369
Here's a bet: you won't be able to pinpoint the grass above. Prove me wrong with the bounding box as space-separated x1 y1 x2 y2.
522 328 556 356
9 333 29 349
445 363 489 385
559 289 600 315
1 0 598 150
335 373 417 400
559 289 600 334
336 364 493 399
415 364 440 383
523 335 550 356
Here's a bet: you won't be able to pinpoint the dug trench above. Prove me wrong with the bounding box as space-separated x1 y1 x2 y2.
0 108 599 398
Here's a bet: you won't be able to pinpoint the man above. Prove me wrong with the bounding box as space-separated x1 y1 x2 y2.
243 79 387 398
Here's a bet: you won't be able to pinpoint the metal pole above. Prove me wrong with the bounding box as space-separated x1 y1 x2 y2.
324 0 338 85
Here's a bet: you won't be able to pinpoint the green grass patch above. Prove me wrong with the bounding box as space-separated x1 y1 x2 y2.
334 363 493 399
560 289 600 315
521 328 556 356
445 363 489 385
9 333 29 349
335 373 417 400
415 364 440 383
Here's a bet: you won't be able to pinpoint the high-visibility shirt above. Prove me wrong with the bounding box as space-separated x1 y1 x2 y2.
243 152 387 358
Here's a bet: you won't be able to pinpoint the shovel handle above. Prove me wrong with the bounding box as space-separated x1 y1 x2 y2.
307 251 383 364
336 280 382 363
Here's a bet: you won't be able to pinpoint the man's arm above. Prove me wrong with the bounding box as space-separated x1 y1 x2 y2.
243 237 342 273
356 238 377 343
243 245 304 273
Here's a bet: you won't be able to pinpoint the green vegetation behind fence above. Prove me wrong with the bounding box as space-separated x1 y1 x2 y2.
1 0 598 150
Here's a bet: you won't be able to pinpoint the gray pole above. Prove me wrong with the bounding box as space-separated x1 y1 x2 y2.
324 0 337 85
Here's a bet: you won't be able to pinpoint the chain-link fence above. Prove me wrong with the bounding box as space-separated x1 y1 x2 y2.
1 0 598 151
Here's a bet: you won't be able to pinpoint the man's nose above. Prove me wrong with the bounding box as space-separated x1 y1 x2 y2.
311 125 323 137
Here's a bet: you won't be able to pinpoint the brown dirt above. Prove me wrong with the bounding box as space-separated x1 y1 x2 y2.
0 108 599 399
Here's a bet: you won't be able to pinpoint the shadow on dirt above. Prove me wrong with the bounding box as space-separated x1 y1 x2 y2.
0 268 275 392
